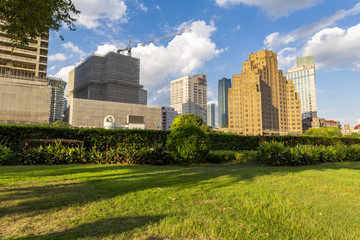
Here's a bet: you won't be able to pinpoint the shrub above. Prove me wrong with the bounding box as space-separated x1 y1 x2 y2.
171 114 203 130
206 151 236 163
166 125 209 164
0 145 15 165
257 141 287 166
234 151 257 163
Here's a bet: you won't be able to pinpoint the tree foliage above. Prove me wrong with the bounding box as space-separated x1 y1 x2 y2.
0 0 80 46
304 127 342 138
171 114 203 130
166 125 209 164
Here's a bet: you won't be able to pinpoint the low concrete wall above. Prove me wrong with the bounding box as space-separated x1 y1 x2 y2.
67 98 162 129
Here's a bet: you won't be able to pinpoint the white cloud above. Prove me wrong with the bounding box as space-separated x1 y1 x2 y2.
215 0 321 18
264 2 360 49
235 25 241 31
277 47 297 70
353 63 360 72
302 24 360 69
138 3 148 13
94 44 118 55
72 0 127 29
131 20 223 105
48 53 67 62
54 65 75 84
62 42 85 57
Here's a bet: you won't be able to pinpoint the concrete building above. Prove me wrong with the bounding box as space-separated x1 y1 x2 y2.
218 77 231 127
161 106 179 130
228 49 302 135
207 104 215 127
0 77 50 124
0 22 48 79
170 74 207 123
139 87 147 105
311 117 341 129
0 23 51 124
284 56 317 119
66 98 162 129
67 52 147 104
47 77 67 122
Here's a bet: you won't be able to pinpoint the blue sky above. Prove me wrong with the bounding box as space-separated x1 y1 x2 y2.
47 0 360 127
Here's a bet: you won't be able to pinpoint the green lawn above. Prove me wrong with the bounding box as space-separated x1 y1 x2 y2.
1 163 360 239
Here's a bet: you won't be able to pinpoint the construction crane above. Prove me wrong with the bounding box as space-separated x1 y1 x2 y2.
117 29 191 56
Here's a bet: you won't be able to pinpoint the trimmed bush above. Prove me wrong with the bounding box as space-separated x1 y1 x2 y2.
166 125 209 164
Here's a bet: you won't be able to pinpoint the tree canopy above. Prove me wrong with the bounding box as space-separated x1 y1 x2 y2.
0 0 80 46
304 127 342 138
171 114 204 130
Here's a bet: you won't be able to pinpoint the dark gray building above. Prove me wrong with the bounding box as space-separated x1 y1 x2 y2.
218 77 231 127
68 52 147 104
47 77 67 122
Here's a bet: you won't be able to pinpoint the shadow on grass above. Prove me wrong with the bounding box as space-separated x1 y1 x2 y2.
12 215 166 240
1 162 359 219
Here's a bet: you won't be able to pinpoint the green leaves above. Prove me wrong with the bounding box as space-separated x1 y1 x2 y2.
0 0 80 46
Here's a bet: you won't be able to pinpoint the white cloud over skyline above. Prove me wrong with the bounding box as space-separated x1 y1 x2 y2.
72 0 127 29
48 53 67 62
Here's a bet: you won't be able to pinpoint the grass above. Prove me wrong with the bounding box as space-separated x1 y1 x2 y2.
1 163 360 239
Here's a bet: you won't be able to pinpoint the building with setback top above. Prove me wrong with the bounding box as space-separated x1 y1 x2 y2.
228 49 302 135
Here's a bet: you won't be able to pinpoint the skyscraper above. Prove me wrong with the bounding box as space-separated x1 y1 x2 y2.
67 52 147 104
207 104 215 127
284 56 317 119
218 77 231 127
47 77 67 122
170 74 207 123
228 49 302 135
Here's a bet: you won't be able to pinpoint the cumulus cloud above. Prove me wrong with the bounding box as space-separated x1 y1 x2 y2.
94 44 118 55
62 42 85 57
353 63 360 72
264 2 360 49
302 24 360 69
215 0 321 18
48 53 67 62
131 20 223 105
72 0 127 29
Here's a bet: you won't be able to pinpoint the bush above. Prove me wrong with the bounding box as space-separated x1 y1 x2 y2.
206 151 236 163
234 151 257 163
171 114 203 130
166 125 209 164
0 145 16 165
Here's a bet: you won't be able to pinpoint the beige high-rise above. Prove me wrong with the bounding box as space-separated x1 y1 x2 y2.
228 49 302 135
170 74 207 123
0 23 50 124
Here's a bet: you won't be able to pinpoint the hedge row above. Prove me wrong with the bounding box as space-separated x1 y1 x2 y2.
1 124 360 152
257 141 360 166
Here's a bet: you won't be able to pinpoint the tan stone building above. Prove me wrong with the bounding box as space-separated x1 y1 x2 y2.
66 98 162 129
0 23 50 124
170 74 207 123
228 49 302 135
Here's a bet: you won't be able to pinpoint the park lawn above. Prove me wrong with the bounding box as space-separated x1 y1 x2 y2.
0 163 360 240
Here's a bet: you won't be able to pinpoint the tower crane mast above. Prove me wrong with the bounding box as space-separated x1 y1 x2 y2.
117 29 191 56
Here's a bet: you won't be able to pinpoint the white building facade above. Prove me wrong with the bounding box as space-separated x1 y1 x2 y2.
170 74 207 123
285 56 317 119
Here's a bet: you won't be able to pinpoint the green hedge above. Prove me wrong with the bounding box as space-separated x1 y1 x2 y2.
1 124 360 153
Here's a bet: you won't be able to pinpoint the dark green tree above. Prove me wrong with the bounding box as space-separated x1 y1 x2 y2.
0 0 80 46
166 125 209 164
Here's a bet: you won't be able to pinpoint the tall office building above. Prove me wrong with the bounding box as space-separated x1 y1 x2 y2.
207 104 215 127
218 77 231 127
228 49 302 135
284 56 317 119
47 77 67 122
67 52 147 104
170 74 207 123
0 22 51 123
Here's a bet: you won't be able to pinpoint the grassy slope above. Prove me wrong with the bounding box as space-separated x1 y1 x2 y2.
1 163 360 240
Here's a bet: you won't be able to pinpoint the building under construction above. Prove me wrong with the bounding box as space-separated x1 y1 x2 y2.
67 52 147 104
0 21 51 124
